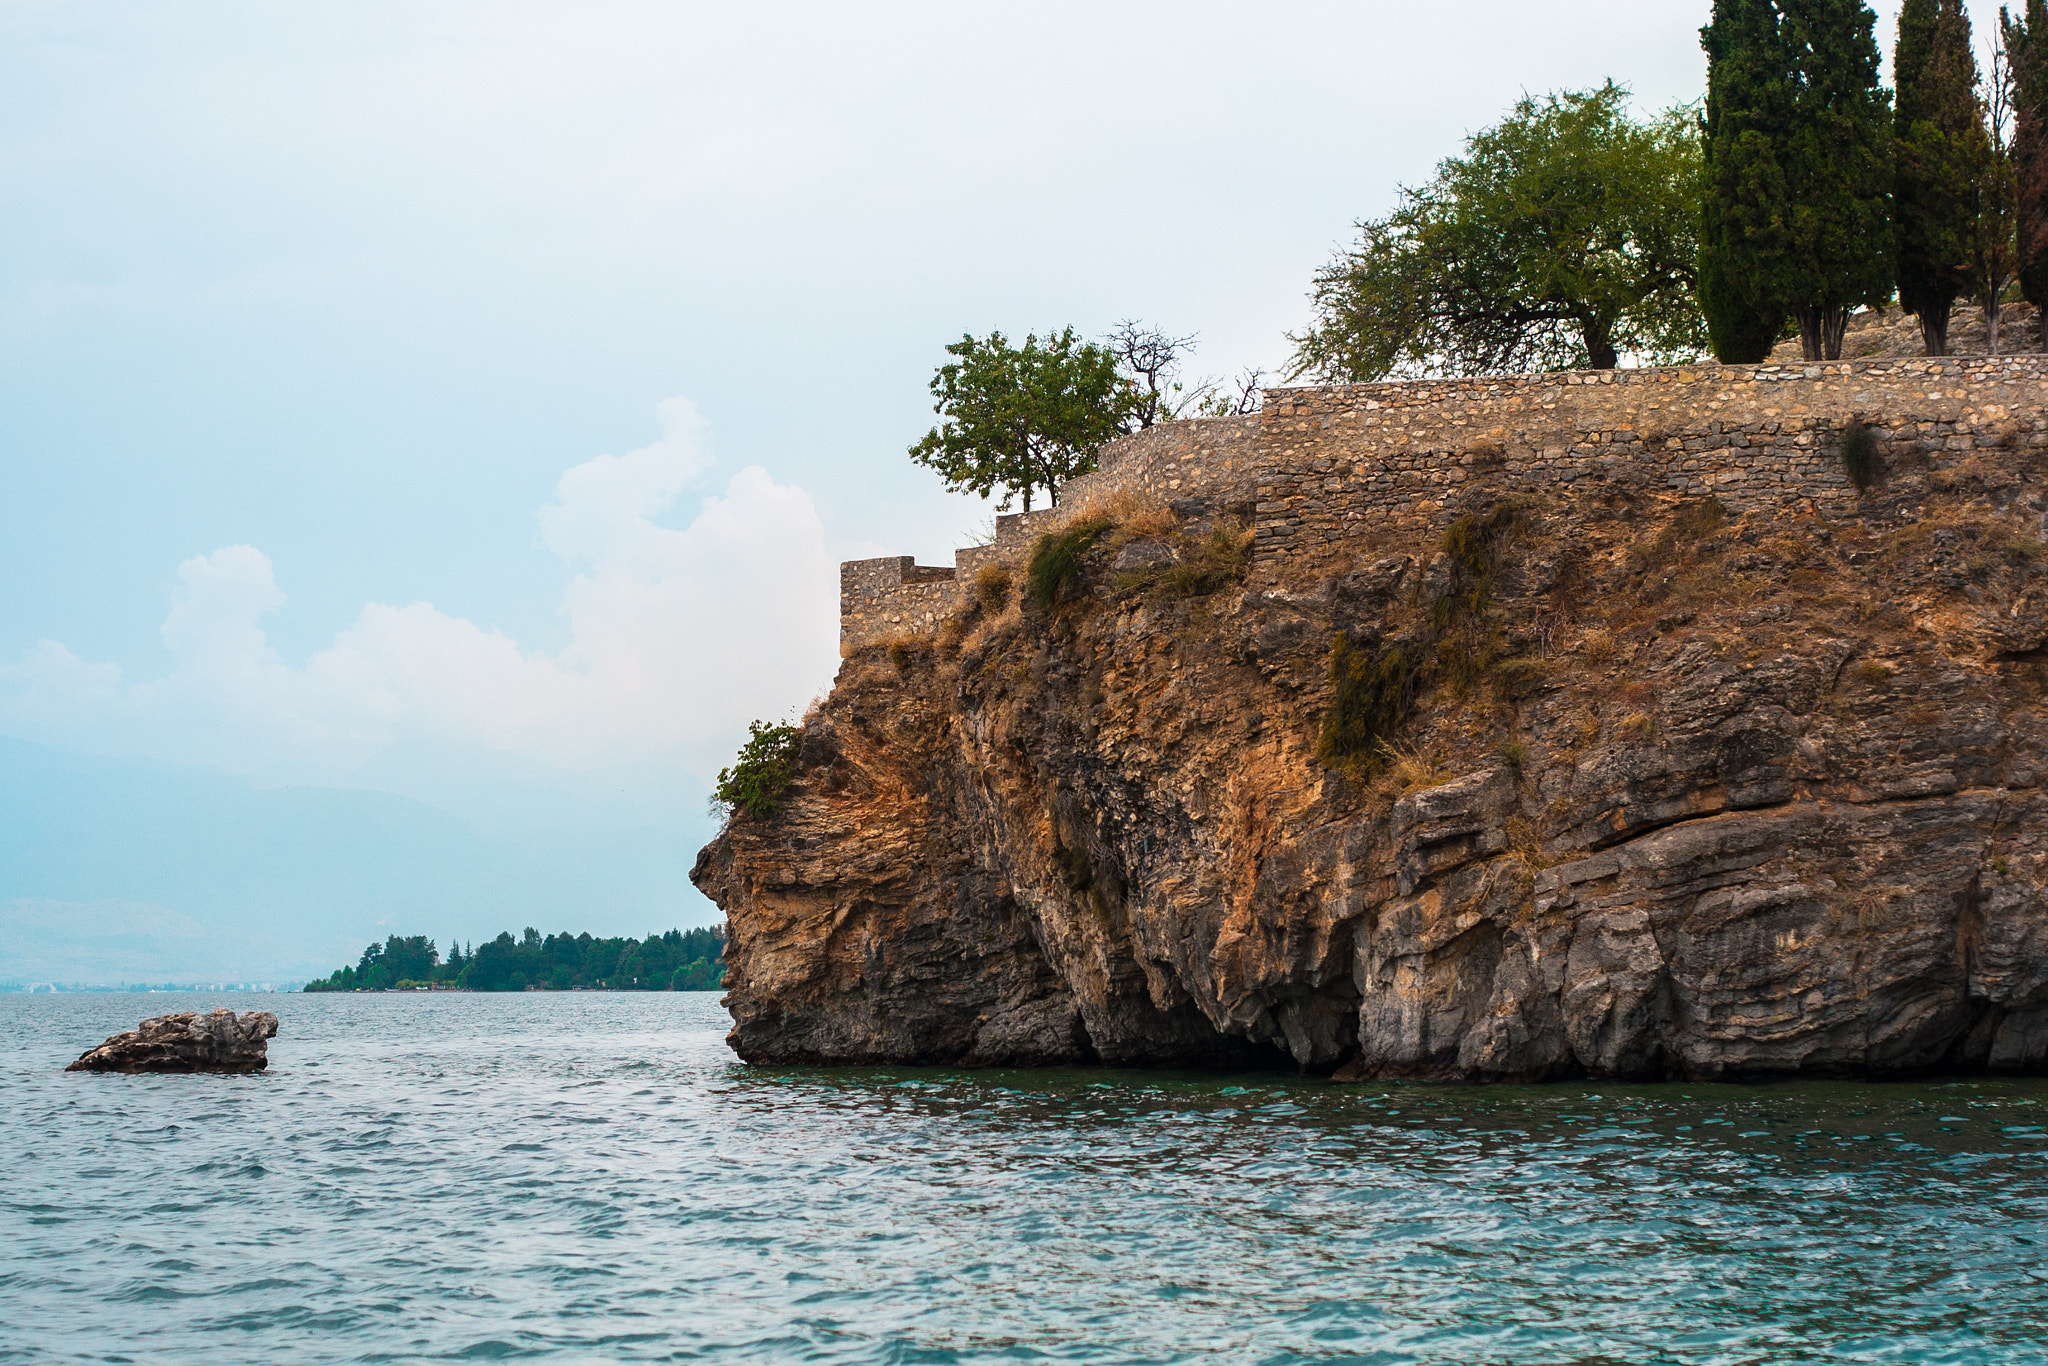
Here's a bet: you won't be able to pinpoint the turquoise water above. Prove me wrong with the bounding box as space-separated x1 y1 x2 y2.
4 993 2047 1364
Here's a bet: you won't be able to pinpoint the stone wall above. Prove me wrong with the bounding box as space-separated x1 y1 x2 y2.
841 419 1267 650
1077 414 1264 507
1254 355 2048 572
842 356 2048 645
839 557 959 652
842 512 1067 650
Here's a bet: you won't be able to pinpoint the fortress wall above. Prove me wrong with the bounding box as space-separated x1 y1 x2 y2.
842 356 2048 644
953 509 1064 582
1253 355 2048 572
840 556 960 652
1067 414 1265 508
841 420 1261 651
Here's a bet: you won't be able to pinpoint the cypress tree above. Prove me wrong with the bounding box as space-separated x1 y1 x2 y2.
1777 0 1895 360
1700 0 1792 362
1894 0 1980 355
1702 0 1892 361
2009 0 2048 324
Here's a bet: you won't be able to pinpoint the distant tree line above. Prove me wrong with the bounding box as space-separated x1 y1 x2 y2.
302 926 725 992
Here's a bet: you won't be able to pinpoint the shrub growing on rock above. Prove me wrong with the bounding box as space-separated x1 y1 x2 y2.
1841 419 1885 491
1317 636 1412 778
973 564 1012 613
1026 518 1113 609
713 720 803 820
1160 521 1254 598
1435 503 1523 627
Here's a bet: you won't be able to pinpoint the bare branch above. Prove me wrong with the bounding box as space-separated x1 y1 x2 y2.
1103 320 1199 430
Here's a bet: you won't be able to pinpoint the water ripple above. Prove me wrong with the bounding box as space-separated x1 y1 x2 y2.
4 993 2047 1363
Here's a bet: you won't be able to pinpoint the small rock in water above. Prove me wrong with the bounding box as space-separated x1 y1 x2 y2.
65 1009 279 1074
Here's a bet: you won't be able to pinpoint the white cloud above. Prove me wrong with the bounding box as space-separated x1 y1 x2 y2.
0 397 838 780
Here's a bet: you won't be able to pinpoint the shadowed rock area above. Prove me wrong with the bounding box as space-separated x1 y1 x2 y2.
697 379 2048 1081
66 1009 280 1074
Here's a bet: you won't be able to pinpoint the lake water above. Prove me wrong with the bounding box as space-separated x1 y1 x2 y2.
5 992 2048 1364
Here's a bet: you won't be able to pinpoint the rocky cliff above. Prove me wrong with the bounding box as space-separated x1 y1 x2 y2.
694 388 2048 1080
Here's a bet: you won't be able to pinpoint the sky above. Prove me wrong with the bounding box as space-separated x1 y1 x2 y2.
0 0 1992 980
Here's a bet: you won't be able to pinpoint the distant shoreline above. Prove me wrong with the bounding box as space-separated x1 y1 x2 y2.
298 986 726 994
0 983 726 995
1 983 305 994
304 927 724 993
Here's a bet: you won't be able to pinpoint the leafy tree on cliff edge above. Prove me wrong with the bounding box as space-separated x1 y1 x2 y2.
909 328 1131 511
1702 0 1893 362
2008 0 2048 325
1288 82 1705 381
1894 0 1981 356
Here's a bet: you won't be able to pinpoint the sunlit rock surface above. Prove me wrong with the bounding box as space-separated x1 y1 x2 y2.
697 440 2048 1080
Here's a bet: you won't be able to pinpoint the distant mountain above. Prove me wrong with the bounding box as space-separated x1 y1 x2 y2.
0 898 282 985
0 735 719 982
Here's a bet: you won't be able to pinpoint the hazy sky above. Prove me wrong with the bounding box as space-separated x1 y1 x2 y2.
0 0 1999 969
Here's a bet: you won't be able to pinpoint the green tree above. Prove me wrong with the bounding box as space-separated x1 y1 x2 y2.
910 328 1132 511
1699 0 1893 362
465 931 528 991
1894 0 1981 355
1289 83 1705 381
2009 0 2048 322
712 719 802 820
1777 0 1894 360
1700 0 1795 361
380 934 438 985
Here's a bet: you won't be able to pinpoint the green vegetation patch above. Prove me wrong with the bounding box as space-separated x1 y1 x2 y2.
1316 502 1546 781
1113 521 1256 600
1163 522 1254 597
1428 502 1525 693
1317 636 1412 779
713 719 803 819
1434 502 1522 630
1026 517 1114 609
1840 420 1883 493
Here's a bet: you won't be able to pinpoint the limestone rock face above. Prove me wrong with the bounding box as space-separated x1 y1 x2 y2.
696 459 2048 1080
66 1010 280 1074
